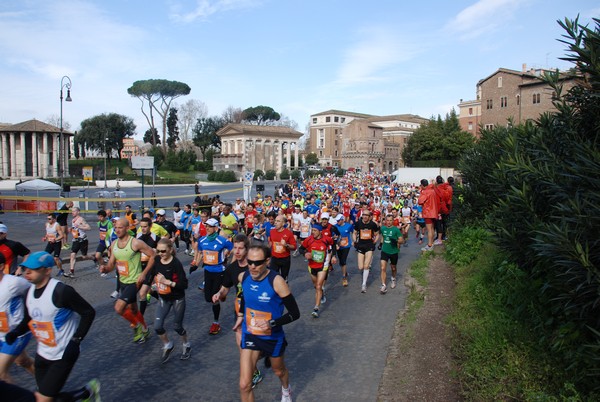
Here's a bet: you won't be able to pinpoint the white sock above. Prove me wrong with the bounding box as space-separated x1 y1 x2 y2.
362 269 369 286
183 342 191 348
164 341 173 349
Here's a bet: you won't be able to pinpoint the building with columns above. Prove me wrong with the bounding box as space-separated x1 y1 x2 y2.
0 119 72 179
213 124 303 176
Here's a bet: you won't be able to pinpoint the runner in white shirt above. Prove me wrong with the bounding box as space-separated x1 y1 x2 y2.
172 202 184 252
43 213 64 275
291 205 303 257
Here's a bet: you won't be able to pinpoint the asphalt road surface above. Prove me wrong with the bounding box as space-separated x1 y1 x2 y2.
3 184 420 402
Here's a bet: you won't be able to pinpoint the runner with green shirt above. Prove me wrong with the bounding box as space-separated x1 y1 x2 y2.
379 215 404 294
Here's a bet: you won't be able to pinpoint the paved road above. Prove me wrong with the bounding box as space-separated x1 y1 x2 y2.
3 185 421 402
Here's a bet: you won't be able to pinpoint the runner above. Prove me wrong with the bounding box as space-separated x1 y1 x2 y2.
172 202 184 251
56 201 73 249
136 217 159 317
353 209 379 293
155 209 178 242
0 254 34 383
197 218 233 335
220 204 239 239
148 238 190 363
4 251 99 402
180 204 193 255
99 218 156 344
332 214 354 287
400 203 412 246
233 244 300 402
0 224 30 276
124 205 138 231
379 215 403 294
67 207 94 278
94 210 112 276
43 214 64 276
301 226 334 318
268 216 297 283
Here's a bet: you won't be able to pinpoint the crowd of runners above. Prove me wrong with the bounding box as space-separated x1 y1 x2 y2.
0 171 454 401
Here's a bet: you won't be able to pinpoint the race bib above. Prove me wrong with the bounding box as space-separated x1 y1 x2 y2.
360 229 372 240
71 228 79 239
99 231 107 240
46 233 56 242
0 311 8 333
293 221 300 231
28 320 56 347
274 243 286 254
339 237 349 247
245 308 272 336
154 277 172 295
116 260 130 277
203 250 219 265
403 217 411 224
300 224 310 235
311 249 325 263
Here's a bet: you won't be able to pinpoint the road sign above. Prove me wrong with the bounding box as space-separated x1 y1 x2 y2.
82 166 93 182
131 156 154 169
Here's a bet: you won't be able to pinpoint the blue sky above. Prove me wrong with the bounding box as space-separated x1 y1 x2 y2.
0 0 597 140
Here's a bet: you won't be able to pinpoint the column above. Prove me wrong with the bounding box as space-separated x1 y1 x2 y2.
275 141 282 174
52 134 59 177
1 134 8 177
9 133 16 177
286 141 291 170
251 139 256 172
32 133 38 177
42 134 48 178
19 133 25 176
294 142 299 170
64 135 69 177
270 141 275 172
262 140 268 170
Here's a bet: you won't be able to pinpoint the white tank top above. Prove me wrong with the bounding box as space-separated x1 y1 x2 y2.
46 222 60 242
26 279 79 360
0 274 30 339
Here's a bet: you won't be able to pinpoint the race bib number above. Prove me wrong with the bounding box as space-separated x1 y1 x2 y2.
360 229 372 240
274 243 286 254
28 320 56 347
46 233 56 242
339 237 349 247
203 250 219 265
311 249 325 263
403 217 411 224
99 231 107 240
0 312 8 333
293 221 300 231
71 228 79 239
154 277 171 295
245 308 272 336
300 224 310 235
116 260 130 277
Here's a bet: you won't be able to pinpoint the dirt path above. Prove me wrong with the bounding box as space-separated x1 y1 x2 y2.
378 255 461 401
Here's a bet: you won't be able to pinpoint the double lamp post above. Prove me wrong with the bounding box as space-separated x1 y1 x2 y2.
59 76 72 191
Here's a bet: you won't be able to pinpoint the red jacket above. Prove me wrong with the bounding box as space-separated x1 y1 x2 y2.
418 185 440 219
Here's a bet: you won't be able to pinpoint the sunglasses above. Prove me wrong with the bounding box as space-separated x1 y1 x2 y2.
247 258 267 266
156 249 169 254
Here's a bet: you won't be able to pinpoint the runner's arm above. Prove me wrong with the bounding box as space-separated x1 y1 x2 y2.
54 284 96 340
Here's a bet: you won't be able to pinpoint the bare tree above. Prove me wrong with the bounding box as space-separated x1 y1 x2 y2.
177 99 208 142
272 113 299 131
221 105 244 124
46 114 71 131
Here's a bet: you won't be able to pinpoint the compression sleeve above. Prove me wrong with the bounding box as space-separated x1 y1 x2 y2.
273 294 300 327
54 283 96 340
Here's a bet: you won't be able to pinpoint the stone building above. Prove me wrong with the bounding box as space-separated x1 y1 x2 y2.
213 124 303 177
458 65 579 137
0 119 72 179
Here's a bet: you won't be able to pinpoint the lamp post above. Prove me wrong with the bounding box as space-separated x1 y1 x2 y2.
59 76 72 190
103 135 109 188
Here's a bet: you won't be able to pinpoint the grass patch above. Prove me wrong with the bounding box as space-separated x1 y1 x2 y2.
447 227 587 400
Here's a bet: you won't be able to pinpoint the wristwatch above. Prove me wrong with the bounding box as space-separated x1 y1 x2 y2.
269 319 277 328
71 336 83 344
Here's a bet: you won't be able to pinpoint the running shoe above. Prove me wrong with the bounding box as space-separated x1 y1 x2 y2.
184 249 189 255
320 293 327 304
209 322 221 335
100 272 108 278
63 271 74 278
421 245 434 252
198 281 205 291
56 269 65 277
110 290 119 299
161 344 174 364
181 345 192 360
391 278 397 289
138 327 150 344
433 239 443 246
133 324 143 343
342 276 348 287
311 308 319 318
380 284 387 294
281 386 292 402
62 244 71 250
361 285 367 293
189 250 195 257
82 378 101 402
251 369 264 389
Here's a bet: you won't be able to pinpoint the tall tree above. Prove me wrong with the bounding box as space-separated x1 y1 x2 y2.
221 105 244 124
127 79 191 151
143 128 161 145
305 152 319 166
241 105 281 125
45 114 71 131
166 107 179 150
76 113 136 161
177 99 208 142
192 116 225 160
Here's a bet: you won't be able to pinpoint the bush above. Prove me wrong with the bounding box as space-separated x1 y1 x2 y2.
290 169 301 180
335 168 345 177
279 168 290 180
207 170 237 182
164 149 196 172
264 170 276 180
194 160 212 172
254 169 264 179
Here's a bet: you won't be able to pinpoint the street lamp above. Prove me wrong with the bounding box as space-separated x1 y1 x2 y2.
103 135 109 188
59 76 72 190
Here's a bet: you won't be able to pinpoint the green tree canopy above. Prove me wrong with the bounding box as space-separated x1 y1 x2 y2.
166 107 179 150
241 105 281 125
304 152 319 166
143 128 160 145
75 113 136 161
192 117 225 160
127 79 190 151
402 109 474 166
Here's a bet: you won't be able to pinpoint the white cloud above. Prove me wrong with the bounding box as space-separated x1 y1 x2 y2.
446 0 531 39
334 26 420 87
169 0 263 23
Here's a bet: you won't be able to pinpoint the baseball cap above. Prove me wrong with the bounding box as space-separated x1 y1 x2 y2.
206 218 219 227
173 202 180 207
156 209 166 216
336 214 345 221
0 224 7 233
320 212 330 219
21 251 55 270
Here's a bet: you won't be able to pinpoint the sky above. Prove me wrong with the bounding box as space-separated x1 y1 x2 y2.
0 0 597 141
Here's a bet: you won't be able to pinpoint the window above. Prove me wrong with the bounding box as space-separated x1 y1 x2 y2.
335 150 338 157
334 116 339 122
373 130 376 137
498 76 503 88
340 117 345 123
484 124 494 130
468 107 473 115
312 118 317 124
334 140 338 146
533 93 541 104
516 95 520 105
318 129 325 149
334 129 338 135
468 122 473 130
319 150 323 157
325 116 331 122
486 99 493 109
500 96 507 108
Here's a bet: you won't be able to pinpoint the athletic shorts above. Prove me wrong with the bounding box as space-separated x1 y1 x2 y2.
380 251 399 265
96 241 107 254
35 354 77 398
241 332 287 358
292 231 300 238
0 332 32 356
45 242 61 258
308 266 327 276
424 218 436 225
269 256 291 274
71 239 88 255
204 270 224 303
337 247 350 266
356 243 375 254
417 221 426 228
118 282 139 304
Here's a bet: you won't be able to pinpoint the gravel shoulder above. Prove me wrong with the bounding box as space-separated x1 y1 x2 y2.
378 254 461 401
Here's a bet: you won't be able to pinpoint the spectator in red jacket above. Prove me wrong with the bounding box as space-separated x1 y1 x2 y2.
434 175 453 245
418 179 439 252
